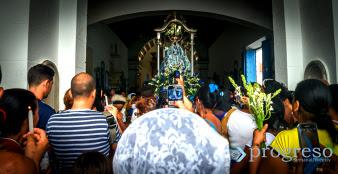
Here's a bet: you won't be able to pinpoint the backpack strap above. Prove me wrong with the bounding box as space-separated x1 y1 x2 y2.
221 108 237 139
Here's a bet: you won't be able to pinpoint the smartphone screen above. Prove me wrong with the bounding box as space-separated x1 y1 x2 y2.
297 123 322 173
297 123 320 150
175 86 183 100
168 86 176 101
167 85 183 102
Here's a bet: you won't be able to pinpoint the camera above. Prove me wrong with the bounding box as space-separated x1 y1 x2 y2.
167 85 183 107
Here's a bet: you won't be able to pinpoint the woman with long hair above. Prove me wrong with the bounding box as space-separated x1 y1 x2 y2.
257 79 338 174
0 89 49 173
194 83 223 133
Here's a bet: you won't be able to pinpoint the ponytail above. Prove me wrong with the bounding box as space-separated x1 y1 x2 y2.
315 113 338 144
294 79 337 144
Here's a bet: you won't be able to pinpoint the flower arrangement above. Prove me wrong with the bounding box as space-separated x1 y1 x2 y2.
228 75 281 131
149 65 200 98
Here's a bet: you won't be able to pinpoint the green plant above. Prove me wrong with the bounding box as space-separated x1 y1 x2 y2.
228 75 281 131
149 65 200 99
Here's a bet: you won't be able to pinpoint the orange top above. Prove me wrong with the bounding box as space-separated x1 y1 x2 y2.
204 113 222 134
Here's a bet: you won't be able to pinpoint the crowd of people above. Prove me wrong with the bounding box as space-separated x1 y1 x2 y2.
0 63 337 174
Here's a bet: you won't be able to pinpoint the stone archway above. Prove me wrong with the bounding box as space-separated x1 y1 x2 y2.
42 60 60 111
304 60 328 82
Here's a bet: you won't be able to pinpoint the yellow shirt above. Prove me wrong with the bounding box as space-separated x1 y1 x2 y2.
270 128 338 159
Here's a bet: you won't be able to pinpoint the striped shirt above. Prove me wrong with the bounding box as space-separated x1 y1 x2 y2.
46 109 111 172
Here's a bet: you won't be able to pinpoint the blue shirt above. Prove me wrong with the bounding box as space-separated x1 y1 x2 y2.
37 100 55 130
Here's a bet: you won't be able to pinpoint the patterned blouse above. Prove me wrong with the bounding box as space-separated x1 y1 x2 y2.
113 108 231 174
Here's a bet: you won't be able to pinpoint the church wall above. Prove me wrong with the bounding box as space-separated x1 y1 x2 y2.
87 23 128 87
334 0 338 82
283 0 304 90
300 0 337 83
272 0 288 86
208 25 266 84
75 0 88 73
28 0 59 69
0 0 88 110
272 0 337 89
138 46 156 86
88 0 272 30
0 0 30 88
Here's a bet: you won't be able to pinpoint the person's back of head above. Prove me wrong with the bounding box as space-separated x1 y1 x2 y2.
263 79 291 130
264 98 287 132
140 85 155 98
294 79 337 143
28 64 54 87
71 73 96 99
329 84 338 114
195 83 220 109
63 89 73 110
0 89 37 137
214 89 232 113
73 151 110 174
263 79 290 102
28 64 54 100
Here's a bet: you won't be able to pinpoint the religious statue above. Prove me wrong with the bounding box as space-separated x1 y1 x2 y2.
161 43 191 74
150 13 200 98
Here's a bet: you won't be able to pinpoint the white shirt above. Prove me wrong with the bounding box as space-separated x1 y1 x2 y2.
227 109 257 149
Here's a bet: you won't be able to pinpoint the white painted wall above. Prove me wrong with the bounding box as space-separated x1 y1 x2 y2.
28 0 60 110
300 0 336 83
283 0 304 90
208 25 265 80
332 0 338 82
273 0 337 89
28 0 59 69
88 0 272 30
139 46 156 85
0 0 87 109
57 0 78 109
87 23 128 83
272 0 287 85
0 0 30 88
76 0 88 73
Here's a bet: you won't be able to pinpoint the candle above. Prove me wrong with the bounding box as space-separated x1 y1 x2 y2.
28 106 34 132
105 95 109 106
157 32 160 40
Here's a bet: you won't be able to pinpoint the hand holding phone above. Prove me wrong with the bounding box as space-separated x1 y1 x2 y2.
297 123 320 149
167 85 183 107
297 123 322 174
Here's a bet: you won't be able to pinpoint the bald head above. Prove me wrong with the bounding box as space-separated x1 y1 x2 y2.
71 73 96 99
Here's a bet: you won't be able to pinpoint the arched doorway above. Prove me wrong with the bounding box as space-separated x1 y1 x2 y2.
42 60 60 111
304 60 328 82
